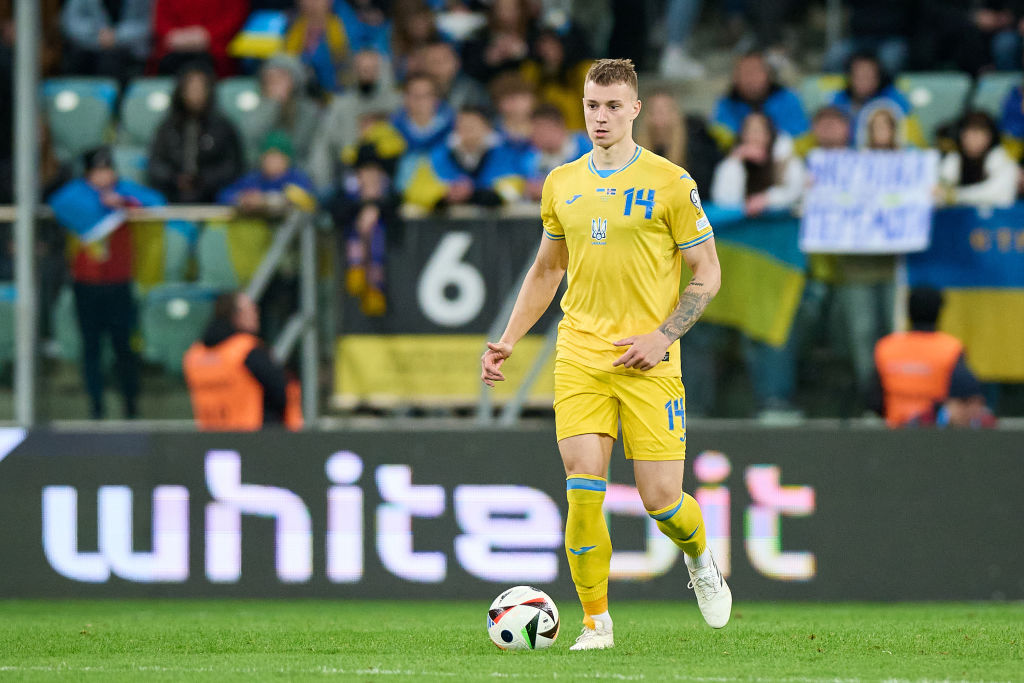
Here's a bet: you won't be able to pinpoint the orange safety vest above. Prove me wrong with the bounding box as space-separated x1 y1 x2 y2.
184 333 302 431
874 331 964 427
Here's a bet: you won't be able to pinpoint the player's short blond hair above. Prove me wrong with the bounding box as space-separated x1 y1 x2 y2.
584 59 638 97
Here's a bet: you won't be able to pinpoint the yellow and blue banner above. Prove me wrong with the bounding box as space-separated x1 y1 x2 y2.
699 207 806 348
227 10 288 59
907 206 1024 381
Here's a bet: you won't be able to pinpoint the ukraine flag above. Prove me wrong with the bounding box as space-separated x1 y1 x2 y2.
907 206 1024 382
696 208 806 348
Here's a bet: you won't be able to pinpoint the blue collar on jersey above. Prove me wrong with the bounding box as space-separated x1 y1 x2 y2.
588 145 642 178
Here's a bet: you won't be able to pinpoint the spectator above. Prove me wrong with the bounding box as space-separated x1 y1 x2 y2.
997 66 1024 160
331 146 401 316
806 105 852 151
183 291 300 430
520 27 591 132
711 52 809 154
859 104 906 151
822 103 907 407
243 53 321 170
0 0 63 77
491 74 537 155
390 72 455 155
460 0 535 85
151 0 248 77
658 0 705 81
519 103 590 201
402 106 524 211
872 286 992 428
48 147 165 419
938 111 1020 208
990 3 1024 71
284 0 349 94
708 112 806 419
309 48 402 189
334 0 391 55
217 131 316 215
390 0 440 79
914 3 1013 76
147 63 246 204
710 111 805 218
635 90 722 192
412 40 490 111
822 0 914 75
60 0 151 83
828 52 924 148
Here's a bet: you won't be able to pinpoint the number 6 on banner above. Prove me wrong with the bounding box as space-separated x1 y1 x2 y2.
417 232 486 326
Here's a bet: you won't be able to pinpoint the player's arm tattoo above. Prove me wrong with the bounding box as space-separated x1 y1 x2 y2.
658 278 714 343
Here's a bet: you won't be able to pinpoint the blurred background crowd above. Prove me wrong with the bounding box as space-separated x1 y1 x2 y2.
2 0 1024 425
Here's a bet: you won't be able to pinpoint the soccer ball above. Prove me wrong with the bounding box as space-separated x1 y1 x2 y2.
487 586 559 650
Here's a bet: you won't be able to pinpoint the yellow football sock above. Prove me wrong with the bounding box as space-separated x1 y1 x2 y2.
565 475 612 614
648 492 706 558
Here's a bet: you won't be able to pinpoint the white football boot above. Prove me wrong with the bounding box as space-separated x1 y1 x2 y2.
569 616 614 651
686 550 732 628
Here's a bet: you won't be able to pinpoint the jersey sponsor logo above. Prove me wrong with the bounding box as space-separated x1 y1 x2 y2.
566 194 583 204
662 352 670 362
690 188 704 215
591 217 608 244
569 545 597 555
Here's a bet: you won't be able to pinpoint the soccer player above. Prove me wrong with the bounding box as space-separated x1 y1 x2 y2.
481 59 731 650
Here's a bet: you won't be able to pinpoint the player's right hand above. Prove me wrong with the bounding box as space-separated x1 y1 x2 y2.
481 341 513 387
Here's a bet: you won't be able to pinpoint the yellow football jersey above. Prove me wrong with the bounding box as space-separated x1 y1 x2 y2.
541 145 713 377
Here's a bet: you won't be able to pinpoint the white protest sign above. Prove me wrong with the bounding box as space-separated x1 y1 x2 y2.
800 149 939 254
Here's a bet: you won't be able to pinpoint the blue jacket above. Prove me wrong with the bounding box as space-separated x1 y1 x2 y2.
830 85 913 147
217 168 315 206
49 178 165 243
1000 86 1024 139
429 138 523 190
60 0 152 60
390 105 456 155
518 132 591 182
712 86 810 145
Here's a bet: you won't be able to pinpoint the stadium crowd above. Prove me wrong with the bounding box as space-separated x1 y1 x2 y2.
1 0 1023 422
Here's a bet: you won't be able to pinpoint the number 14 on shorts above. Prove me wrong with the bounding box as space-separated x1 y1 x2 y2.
664 397 686 441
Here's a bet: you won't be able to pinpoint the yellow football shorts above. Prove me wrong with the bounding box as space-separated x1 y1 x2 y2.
553 358 687 461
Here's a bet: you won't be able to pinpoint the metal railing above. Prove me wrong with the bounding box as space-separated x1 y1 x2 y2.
1 203 320 426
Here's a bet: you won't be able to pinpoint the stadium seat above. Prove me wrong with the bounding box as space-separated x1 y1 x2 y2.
196 225 240 289
119 77 175 147
197 219 274 289
896 72 972 143
971 72 1021 118
50 285 81 362
798 74 846 117
112 144 149 185
42 77 119 160
140 283 220 374
215 77 262 132
0 283 16 368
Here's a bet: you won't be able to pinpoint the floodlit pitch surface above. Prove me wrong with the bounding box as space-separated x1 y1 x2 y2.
0 601 1020 681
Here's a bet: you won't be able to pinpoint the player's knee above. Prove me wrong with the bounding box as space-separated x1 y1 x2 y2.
637 483 680 513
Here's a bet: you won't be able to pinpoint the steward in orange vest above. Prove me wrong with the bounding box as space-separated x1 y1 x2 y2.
183 292 301 430
872 286 982 427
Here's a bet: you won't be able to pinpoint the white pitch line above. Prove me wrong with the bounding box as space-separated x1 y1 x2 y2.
0 666 1013 683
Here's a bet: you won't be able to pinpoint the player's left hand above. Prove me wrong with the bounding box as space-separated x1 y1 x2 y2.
612 331 672 371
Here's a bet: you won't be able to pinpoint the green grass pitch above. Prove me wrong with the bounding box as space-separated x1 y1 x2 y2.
0 600 1020 681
